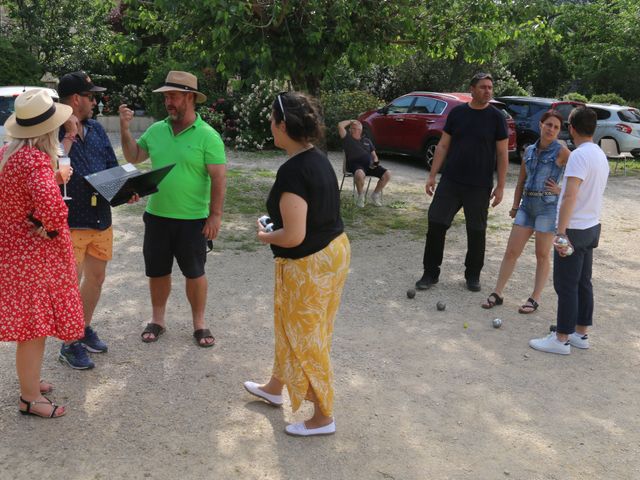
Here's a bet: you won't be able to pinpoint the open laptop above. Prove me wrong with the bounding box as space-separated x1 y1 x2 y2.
84 163 175 207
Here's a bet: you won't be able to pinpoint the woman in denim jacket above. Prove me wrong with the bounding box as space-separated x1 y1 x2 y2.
482 110 570 313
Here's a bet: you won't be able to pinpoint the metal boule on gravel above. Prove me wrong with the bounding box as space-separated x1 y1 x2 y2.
436 301 446 311
492 318 503 328
406 288 416 299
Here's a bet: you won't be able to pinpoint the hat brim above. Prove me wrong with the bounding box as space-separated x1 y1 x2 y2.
4 103 73 139
89 86 107 92
152 85 207 104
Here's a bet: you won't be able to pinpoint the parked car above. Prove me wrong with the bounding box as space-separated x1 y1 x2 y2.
495 96 584 159
358 91 517 170
586 103 640 158
1 86 59 143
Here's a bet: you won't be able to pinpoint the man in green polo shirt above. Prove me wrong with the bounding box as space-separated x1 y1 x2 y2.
119 70 226 347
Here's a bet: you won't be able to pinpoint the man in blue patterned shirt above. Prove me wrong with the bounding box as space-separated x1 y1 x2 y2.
56 72 119 370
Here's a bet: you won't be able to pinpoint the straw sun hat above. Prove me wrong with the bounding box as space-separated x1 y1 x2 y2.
4 89 72 139
152 71 207 104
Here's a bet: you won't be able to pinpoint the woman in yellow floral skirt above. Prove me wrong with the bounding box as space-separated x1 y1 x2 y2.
244 91 350 437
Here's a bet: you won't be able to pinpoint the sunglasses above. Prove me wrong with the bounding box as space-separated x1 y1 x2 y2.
277 92 287 122
78 93 97 101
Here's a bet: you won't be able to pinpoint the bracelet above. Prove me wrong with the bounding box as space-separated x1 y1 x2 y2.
63 134 77 143
510 207 518 211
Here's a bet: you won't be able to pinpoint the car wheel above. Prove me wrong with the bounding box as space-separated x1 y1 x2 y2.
424 138 439 170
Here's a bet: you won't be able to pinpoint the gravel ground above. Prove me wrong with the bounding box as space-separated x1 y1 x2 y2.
1 150 639 480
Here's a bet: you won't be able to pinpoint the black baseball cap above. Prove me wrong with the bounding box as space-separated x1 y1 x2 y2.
57 71 106 98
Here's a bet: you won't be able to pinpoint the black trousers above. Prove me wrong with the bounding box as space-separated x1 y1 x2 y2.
422 177 491 281
554 224 601 334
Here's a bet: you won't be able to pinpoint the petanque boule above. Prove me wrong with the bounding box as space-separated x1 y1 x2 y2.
492 318 503 328
436 301 446 311
406 288 416 299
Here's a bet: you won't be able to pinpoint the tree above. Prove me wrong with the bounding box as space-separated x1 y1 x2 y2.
111 0 555 93
2 0 118 76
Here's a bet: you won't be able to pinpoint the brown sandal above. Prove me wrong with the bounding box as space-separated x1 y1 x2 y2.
193 328 215 348
481 292 504 309
19 396 65 418
141 323 166 343
518 297 539 314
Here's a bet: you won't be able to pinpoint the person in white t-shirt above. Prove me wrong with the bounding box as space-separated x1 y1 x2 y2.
529 107 609 355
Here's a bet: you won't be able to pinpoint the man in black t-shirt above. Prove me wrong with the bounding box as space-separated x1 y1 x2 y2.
415 73 508 292
338 120 391 207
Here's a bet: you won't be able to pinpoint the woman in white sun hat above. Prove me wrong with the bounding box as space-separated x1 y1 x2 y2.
0 89 84 418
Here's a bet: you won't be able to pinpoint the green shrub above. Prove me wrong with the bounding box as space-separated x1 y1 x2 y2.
589 93 627 105
562 92 589 103
232 79 286 150
320 90 383 149
0 39 42 85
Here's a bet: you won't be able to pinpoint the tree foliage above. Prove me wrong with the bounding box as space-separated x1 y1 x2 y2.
109 0 555 93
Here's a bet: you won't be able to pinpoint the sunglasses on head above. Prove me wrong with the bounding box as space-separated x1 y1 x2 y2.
277 92 287 122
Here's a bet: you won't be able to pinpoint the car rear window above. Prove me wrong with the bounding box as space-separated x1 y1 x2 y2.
618 109 640 123
553 103 577 120
591 108 611 120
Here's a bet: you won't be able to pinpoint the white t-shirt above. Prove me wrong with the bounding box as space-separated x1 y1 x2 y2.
558 142 609 229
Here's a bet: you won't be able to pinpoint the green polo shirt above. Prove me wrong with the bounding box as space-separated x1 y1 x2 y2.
137 114 226 219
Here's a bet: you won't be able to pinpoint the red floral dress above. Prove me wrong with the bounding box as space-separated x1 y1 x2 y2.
0 145 84 342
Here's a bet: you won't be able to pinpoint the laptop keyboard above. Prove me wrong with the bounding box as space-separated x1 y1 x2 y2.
99 179 127 199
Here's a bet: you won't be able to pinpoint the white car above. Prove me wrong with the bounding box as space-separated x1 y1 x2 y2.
1 86 59 143
587 103 640 158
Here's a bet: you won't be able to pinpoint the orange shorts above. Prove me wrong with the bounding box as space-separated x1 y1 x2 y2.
70 227 113 265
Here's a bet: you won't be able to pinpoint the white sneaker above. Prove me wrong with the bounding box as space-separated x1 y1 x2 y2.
371 191 383 207
285 421 336 437
569 332 590 349
529 333 571 355
356 193 365 208
243 381 283 406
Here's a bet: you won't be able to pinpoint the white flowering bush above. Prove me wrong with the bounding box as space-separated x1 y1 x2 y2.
232 79 285 150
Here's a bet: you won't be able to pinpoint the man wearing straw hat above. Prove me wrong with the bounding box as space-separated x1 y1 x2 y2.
119 71 226 348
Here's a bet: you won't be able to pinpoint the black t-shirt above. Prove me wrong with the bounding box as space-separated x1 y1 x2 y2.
343 134 375 161
441 103 508 188
266 147 344 259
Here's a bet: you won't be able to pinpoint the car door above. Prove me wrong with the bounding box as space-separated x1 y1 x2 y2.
401 96 444 153
588 106 612 144
371 95 416 150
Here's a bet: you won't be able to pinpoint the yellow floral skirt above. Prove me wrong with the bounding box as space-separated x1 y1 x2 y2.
272 233 350 417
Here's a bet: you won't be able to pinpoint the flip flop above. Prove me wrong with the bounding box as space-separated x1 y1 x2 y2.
518 297 539 314
193 328 215 348
141 323 165 343
481 292 504 309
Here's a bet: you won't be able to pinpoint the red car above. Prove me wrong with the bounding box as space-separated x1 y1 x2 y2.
358 92 517 169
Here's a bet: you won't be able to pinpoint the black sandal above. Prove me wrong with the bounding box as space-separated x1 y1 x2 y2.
193 328 215 348
518 297 539 314
141 323 166 343
481 292 504 309
19 396 65 418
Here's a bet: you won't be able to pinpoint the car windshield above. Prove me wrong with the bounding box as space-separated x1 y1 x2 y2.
0 96 16 125
618 109 640 123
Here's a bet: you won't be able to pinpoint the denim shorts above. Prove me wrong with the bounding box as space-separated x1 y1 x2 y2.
513 197 557 233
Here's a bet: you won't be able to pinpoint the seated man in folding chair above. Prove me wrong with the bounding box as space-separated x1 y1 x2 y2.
338 119 391 207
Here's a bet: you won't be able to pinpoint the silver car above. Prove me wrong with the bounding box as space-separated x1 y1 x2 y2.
587 103 640 158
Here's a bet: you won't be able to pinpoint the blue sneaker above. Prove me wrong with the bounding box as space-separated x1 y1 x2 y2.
59 342 95 370
81 326 108 353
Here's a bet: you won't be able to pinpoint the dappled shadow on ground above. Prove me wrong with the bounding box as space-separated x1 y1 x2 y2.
1 156 638 479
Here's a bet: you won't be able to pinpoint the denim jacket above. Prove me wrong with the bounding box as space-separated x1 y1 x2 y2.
523 139 564 204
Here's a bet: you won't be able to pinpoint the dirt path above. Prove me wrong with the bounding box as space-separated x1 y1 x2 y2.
1 152 639 479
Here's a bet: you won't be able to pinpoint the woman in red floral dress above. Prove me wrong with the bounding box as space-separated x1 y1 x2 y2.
0 89 84 418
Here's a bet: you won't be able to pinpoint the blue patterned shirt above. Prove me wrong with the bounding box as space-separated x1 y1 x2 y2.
59 119 118 230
